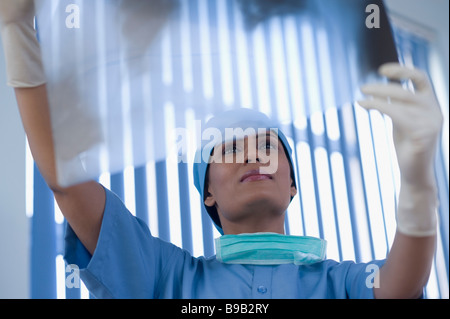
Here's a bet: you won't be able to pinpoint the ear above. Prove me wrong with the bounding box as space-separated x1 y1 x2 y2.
204 187 216 208
290 179 297 198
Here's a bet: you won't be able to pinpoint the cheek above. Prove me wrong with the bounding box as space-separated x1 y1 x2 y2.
275 155 293 193
208 164 236 195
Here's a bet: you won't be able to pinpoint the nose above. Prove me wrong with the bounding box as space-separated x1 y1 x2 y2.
244 146 260 164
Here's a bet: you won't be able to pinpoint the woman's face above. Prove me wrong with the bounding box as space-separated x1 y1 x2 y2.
204 130 297 234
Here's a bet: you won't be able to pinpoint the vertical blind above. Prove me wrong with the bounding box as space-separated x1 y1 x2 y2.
27 3 449 299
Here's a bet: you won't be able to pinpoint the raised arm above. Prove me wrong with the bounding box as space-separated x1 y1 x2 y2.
359 63 443 298
0 0 104 255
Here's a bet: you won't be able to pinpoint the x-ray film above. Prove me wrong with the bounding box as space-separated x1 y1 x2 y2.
34 0 398 187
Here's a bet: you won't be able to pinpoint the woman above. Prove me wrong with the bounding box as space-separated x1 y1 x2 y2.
0 0 442 298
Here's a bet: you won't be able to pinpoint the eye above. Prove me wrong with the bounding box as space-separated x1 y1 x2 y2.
223 141 241 155
262 142 274 150
223 146 236 155
259 138 278 151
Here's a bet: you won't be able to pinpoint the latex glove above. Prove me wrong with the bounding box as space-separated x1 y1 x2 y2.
0 0 46 87
358 63 443 237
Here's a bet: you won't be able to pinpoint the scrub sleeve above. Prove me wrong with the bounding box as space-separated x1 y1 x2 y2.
64 186 186 298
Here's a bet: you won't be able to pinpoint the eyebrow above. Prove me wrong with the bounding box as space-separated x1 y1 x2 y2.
223 131 276 143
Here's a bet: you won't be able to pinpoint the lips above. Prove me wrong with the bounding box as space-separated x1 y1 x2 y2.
240 169 273 183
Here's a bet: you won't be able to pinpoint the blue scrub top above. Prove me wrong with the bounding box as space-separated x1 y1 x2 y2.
64 187 385 299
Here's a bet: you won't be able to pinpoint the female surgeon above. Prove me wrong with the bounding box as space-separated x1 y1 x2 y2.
0 0 443 298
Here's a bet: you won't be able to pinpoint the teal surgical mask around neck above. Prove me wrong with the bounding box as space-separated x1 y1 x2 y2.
215 232 327 265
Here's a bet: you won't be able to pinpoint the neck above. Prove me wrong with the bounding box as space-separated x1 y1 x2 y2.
221 213 286 235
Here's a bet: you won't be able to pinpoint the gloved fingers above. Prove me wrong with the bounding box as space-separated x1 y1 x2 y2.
360 82 417 104
357 98 400 119
378 62 431 93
